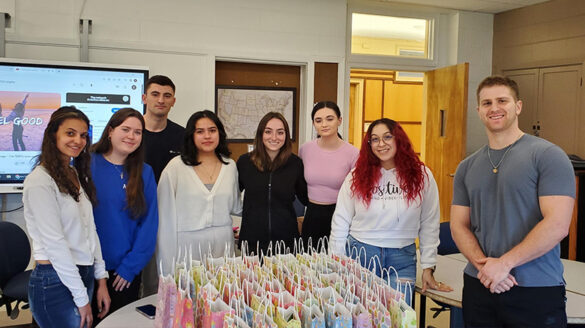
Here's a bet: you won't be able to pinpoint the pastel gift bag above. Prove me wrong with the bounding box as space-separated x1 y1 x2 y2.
224 284 251 328
197 281 220 327
387 278 416 328
367 289 391 328
252 296 278 328
344 253 372 328
155 261 178 328
201 266 233 328
202 297 234 328
270 290 298 310
345 278 371 328
179 271 196 328
172 268 195 328
300 297 325 328
274 305 302 328
240 240 261 269
321 286 352 328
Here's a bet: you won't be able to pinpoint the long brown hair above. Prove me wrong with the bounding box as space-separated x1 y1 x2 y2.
250 112 292 172
91 108 146 218
37 106 96 204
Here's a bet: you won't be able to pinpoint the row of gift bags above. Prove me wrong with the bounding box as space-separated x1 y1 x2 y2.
154 240 417 328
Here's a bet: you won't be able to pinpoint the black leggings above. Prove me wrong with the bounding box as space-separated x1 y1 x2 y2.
91 270 142 326
301 202 336 251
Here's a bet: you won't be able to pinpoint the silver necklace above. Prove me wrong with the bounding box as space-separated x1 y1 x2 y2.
111 164 126 189
487 133 523 174
111 163 124 180
105 155 127 189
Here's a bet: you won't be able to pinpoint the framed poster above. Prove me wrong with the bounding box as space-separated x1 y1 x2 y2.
215 85 296 142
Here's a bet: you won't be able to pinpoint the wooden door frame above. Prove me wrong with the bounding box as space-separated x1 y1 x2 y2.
350 78 364 147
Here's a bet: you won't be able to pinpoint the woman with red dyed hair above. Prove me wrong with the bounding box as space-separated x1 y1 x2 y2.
329 118 451 304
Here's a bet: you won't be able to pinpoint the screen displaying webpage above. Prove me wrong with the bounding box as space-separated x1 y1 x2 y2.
0 62 147 184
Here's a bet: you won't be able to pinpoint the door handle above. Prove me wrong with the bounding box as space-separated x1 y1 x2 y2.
448 173 455 177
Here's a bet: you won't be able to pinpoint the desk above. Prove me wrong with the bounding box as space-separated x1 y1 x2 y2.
416 254 585 326
96 294 156 328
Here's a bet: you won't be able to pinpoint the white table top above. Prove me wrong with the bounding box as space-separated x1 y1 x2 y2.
561 258 585 296
416 254 585 324
96 294 157 328
97 255 585 327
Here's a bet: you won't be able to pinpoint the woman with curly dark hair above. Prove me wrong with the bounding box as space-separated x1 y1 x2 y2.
156 110 241 274
329 118 451 305
23 106 110 328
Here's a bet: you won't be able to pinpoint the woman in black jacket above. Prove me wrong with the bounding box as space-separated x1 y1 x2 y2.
237 112 308 255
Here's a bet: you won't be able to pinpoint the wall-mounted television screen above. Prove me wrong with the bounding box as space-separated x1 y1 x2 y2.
0 58 149 193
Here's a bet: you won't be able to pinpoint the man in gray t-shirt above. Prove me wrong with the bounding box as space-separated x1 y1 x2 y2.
451 75 575 327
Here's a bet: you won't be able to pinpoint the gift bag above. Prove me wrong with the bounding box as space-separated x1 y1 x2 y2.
197 281 220 327
225 312 252 328
323 302 352 328
275 306 302 328
242 279 263 305
319 272 341 287
251 294 275 318
154 262 178 328
344 276 371 328
366 270 392 328
317 286 343 305
347 302 371 328
300 302 325 328
270 291 298 310
241 240 261 268
202 297 234 328
227 296 252 328
388 281 416 328
252 296 278 328
284 272 304 296
367 300 391 328
322 283 353 328
172 269 195 328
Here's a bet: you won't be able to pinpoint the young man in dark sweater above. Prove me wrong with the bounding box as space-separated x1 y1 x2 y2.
140 75 185 296
142 75 185 182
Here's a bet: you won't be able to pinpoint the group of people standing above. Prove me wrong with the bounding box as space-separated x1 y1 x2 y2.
21 73 575 328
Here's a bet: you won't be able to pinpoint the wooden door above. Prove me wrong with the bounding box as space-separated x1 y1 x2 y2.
538 65 581 155
423 63 469 222
503 69 539 136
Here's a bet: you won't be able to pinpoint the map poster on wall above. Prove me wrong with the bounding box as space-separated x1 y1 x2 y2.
215 85 296 142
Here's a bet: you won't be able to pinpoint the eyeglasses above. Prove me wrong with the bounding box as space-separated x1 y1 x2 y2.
368 134 393 145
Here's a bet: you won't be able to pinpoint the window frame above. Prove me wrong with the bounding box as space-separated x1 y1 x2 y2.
347 3 440 68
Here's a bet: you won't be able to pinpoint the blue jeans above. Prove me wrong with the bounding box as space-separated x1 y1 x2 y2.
28 264 95 328
346 235 417 306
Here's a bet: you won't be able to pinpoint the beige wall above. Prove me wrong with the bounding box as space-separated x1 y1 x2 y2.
493 0 585 72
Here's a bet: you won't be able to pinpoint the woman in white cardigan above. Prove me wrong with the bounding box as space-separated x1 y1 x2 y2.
156 110 241 274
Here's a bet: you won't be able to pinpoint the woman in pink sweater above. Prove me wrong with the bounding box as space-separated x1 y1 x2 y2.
299 101 358 250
